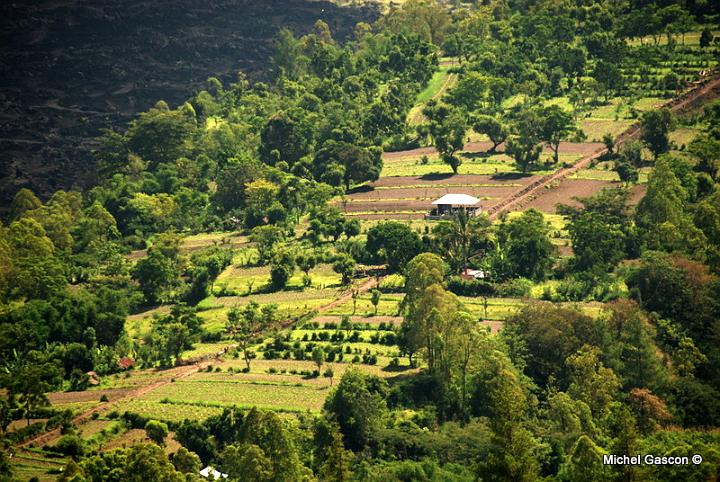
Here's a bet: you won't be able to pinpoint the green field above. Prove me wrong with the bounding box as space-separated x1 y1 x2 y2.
381 152 574 177
214 262 342 295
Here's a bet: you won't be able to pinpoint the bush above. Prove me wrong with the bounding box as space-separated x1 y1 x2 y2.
447 276 497 297
145 420 169 445
100 394 109 402
496 278 533 297
54 434 86 458
379 273 406 293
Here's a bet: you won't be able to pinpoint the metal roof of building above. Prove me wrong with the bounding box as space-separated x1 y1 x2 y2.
431 194 480 206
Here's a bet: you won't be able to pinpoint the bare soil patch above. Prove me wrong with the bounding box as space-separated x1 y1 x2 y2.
311 315 403 325
48 388 134 405
523 179 617 213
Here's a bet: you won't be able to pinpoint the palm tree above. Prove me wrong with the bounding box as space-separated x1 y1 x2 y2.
432 209 493 274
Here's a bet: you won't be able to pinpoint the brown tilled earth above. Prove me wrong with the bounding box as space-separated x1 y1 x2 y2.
0 0 377 208
339 173 542 219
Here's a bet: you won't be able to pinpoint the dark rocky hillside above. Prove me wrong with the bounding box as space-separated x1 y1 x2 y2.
0 0 377 209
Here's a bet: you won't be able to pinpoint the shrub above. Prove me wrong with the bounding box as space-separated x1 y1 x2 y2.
496 278 533 297
145 420 169 445
447 276 497 296
379 273 406 293
54 434 86 458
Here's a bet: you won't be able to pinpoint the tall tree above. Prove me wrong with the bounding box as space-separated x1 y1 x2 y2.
641 108 675 159
422 100 467 174
226 302 277 370
538 105 576 163
497 209 555 281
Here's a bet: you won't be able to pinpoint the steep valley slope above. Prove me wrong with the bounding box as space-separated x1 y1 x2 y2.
0 0 377 209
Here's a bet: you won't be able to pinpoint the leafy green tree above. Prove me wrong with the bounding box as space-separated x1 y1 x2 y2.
422 100 467 174
503 303 608 388
557 435 611 482
324 369 388 451
606 299 666 391
9 187 42 221
592 60 623 101
125 101 198 169
0 350 61 425
270 249 295 290
307 207 353 243
614 159 639 185
635 156 705 253
431 210 493 274
79 443 186 482
506 107 543 172
477 361 541 482
222 443 273 482
446 71 488 112
539 105 576 163
558 188 632 272
245 179 283 227
317 421 353 482
370 289 381 315
259 109 314 167
700 28 714 48
133 249 180 305
239 408 310 481
366 222 423 272
313 141 382 190
497 209 555 281
641 108 676 159
227 302 277 370
472 114 509 153
271 28 307 80
312 346 325 374
332 253 356 285
566 345 620 417
170 447 201 474
250 225 285 263
145 420 169 446
213 155 266 212
382 0 451 46
688 134 720 181
2 217 66 301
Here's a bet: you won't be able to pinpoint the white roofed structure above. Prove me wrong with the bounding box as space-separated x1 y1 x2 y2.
427 193 482 219
431 194 480 206
200 466 228 480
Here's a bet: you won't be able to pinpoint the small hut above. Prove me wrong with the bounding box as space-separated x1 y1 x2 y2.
426 194 481 219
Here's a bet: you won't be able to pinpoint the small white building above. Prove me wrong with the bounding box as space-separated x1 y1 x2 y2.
426 193 481 219
200 466 228 480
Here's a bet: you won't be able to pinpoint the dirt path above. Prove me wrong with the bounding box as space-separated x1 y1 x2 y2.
486 72 720 219
14 358 215 450
15 276 382 450
407 71 458 126
316 277 380 313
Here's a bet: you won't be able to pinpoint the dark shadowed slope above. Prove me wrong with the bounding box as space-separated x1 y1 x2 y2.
0 0 377 208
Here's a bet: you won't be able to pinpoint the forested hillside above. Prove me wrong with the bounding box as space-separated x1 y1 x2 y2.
2 0 720 481
0 0 378 210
